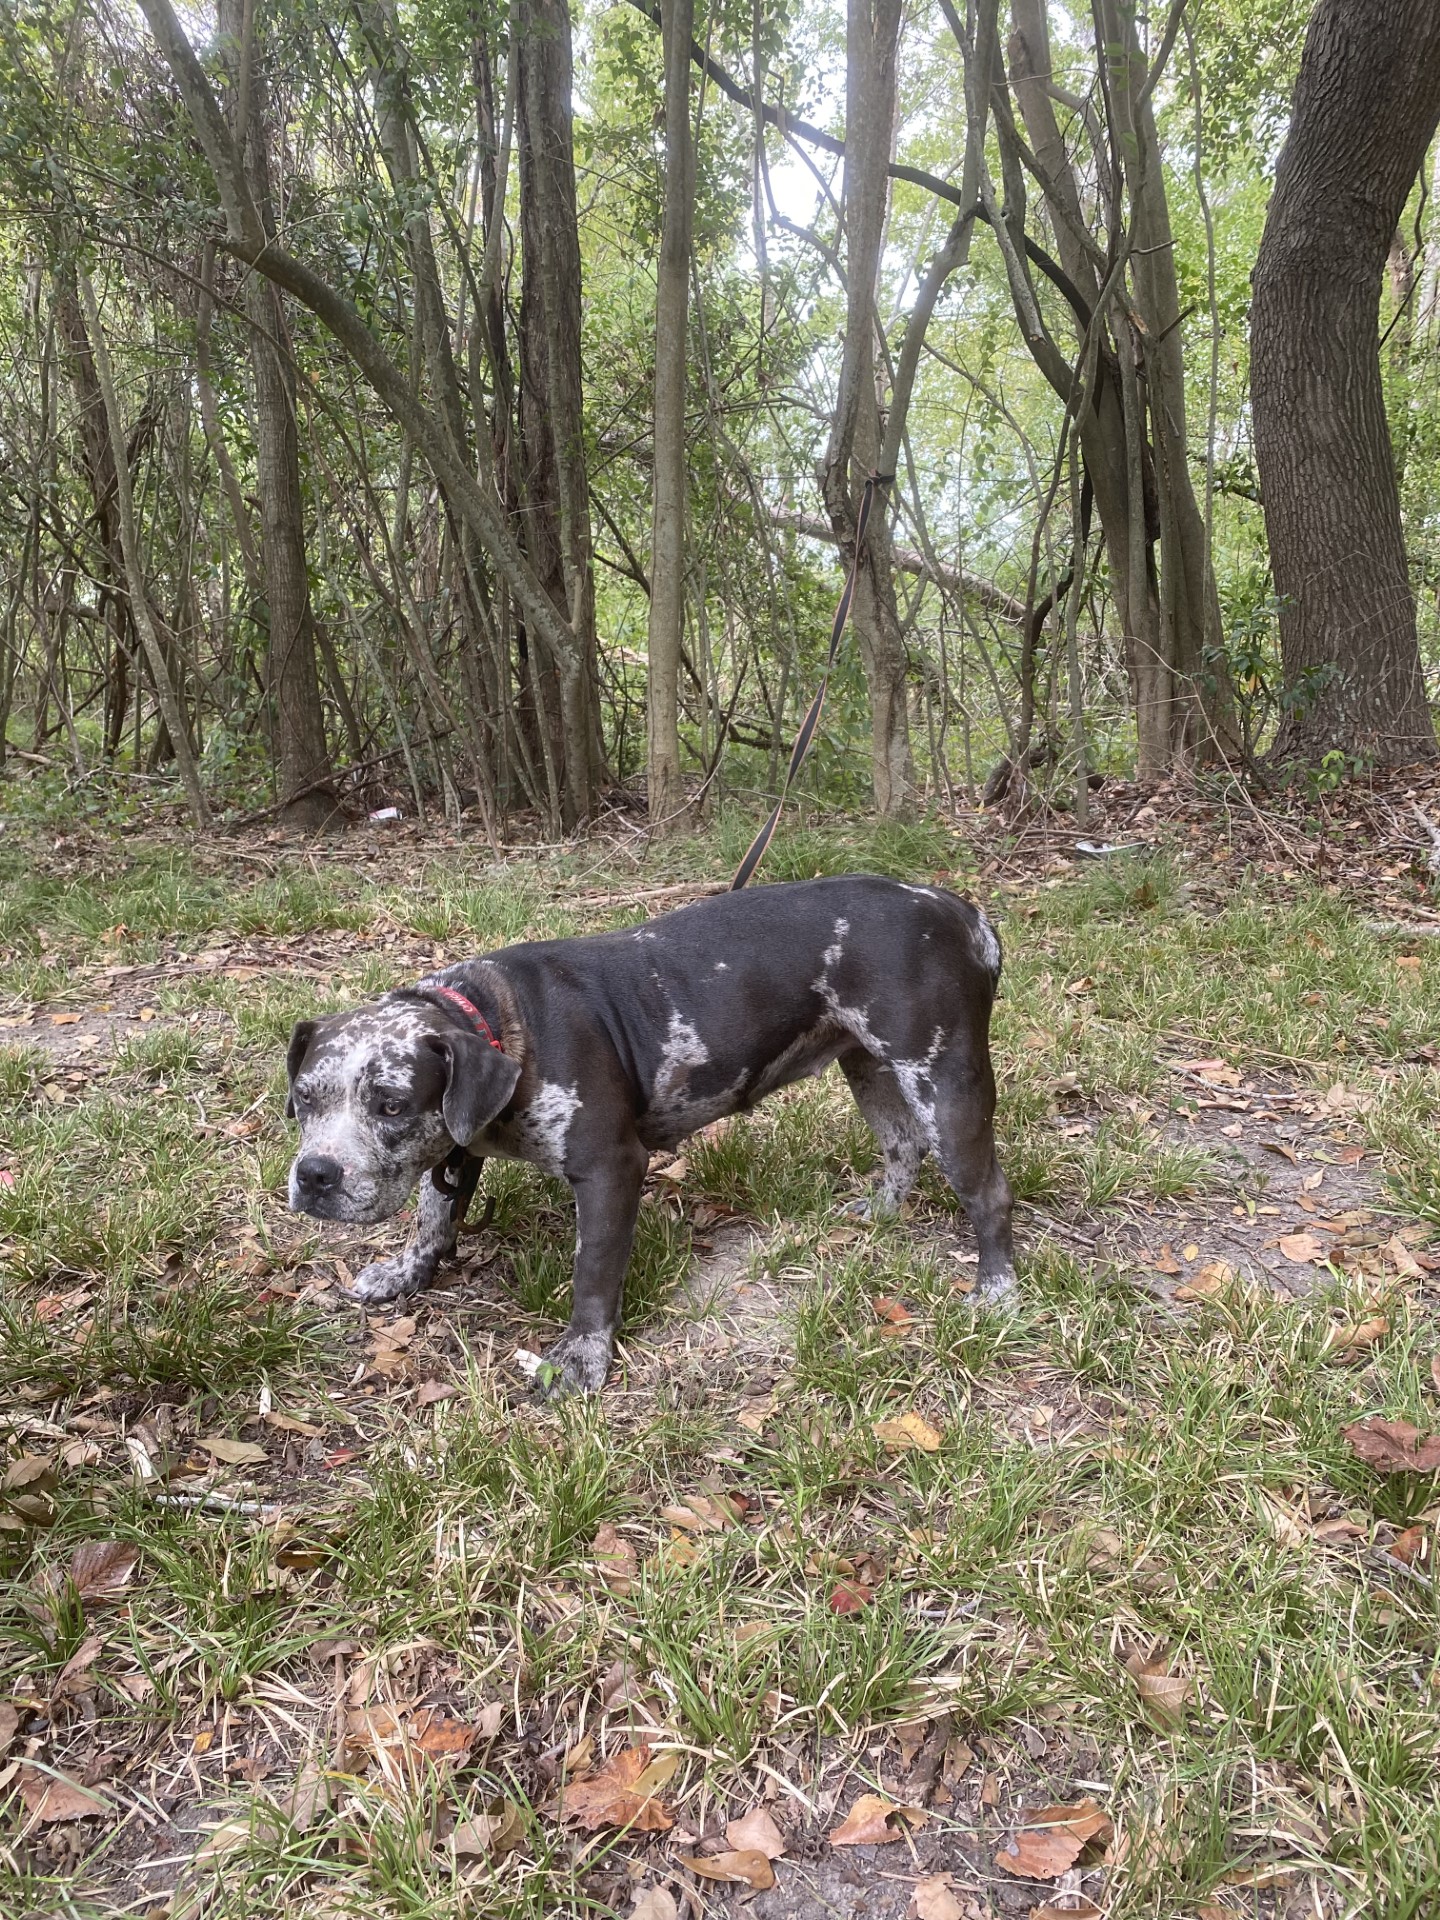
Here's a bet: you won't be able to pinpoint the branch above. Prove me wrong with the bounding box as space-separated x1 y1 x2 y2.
621 0 1092 328
769 506 1026 622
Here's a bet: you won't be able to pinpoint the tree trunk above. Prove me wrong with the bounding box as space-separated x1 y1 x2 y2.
1251 0 1440 765
646 0 694 832
220 0 335 824
51 253 135 760
1007 0 1236 775
515 0 603 826
821 0 913 817
76 269 209 826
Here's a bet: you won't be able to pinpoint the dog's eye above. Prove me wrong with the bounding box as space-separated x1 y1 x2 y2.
379 1099 404 1117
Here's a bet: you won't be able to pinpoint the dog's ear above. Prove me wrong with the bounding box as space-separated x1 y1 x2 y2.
425 1031 522 1145
284 1019 318 1118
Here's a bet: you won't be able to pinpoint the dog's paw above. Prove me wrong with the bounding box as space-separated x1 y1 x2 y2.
537 1329 614 1398
841 1191 900 1223
348 1256 414 1305
972 1264 1017 1307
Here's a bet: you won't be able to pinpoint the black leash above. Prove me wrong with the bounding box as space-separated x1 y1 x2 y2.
731 472 893 891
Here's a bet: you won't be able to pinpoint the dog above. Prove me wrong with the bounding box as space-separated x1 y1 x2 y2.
284 874 1014 1394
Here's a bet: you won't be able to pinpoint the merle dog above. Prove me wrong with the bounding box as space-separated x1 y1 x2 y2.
284 875 1014 1394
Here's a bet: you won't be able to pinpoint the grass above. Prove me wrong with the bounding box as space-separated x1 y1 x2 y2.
1 816 1439 1916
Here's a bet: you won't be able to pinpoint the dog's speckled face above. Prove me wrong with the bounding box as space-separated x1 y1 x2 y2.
284 997 519 1223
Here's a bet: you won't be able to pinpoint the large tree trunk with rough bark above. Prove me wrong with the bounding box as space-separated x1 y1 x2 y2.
646 0 694 831
821 0 913 818
220 0 334 824
1251 0 1440 766
515 0 603 827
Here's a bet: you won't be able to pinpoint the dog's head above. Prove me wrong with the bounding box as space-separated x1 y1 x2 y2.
284 995 520 1223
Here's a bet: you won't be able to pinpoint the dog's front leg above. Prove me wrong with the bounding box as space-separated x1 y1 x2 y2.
349 1157 482 1305
542 1141 647 1395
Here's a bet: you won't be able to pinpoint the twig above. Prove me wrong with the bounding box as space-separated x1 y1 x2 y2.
1409 804 1440 880
145 1490 281 1518
1365 1548 1435 1593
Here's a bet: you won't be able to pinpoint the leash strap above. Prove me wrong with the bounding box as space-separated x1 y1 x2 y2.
731 472 892 890
432 1144 483 1219
416 978 505 1052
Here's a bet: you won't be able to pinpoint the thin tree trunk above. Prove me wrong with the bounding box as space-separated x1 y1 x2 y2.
515 0 603 826
77 269 209 825
646 0 695 832
1252 0 1440 765
821 0 913 818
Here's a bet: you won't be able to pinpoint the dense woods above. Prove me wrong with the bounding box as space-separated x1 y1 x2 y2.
2 0 1439 831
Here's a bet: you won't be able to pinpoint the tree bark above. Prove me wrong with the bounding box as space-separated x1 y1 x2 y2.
219 0 335 823
646 0 695 832
1251 0 1440 765
821 0 913 818
515 0 604 826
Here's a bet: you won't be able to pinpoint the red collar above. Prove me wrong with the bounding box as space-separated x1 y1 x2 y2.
419 979 504 1052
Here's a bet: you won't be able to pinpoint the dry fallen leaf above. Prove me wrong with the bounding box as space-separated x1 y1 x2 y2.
68 1539 140 1605
873 1411 943 1454
1174 1259 1236 1302
0 1701 20 1754
197 1435 268 1467
593 1522 638 1595
911 1873 965 1920
1342 1417 1440 1473
1430 1354 1440 1394
1388 1525 1428 1567
829 1793 928 1846
562 1744 676 1832
18 1766 108 1823
677 1850 775 1890
1322 1315 1388 1360
1385 1234 1424 1279
407 1706 479 1762
630 1890 678 1920
1278 1232 1326 1265
1029 1900 1103 1919
995 1802 1112 1881
1125 1651 1191 1729
829 1578 874 1613
726 1806 786 1859
660 1493 736 1532
1256 1487 1311 1549
279 1761 331 1833
52 1635 104 1698
3 1455 55 1494
1151 1243 1183 1276
873 1294 917 1335
451 1797 525 1858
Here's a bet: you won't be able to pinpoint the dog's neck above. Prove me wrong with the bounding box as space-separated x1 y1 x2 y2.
408 963 527 1074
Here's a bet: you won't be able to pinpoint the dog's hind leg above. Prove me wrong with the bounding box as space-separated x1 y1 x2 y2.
929 1050 1015 1301
840 1049 928 1217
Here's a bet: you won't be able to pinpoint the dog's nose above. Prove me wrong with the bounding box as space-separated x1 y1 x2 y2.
295 1153 343 1198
